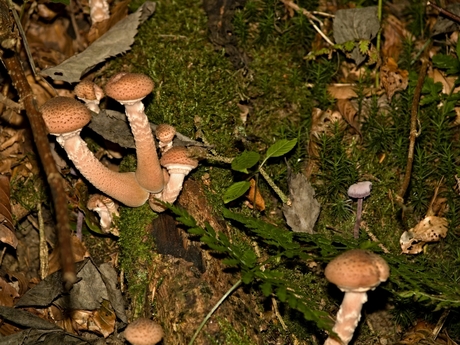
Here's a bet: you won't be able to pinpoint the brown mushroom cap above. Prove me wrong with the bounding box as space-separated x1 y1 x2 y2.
40 97 92 134
74 80 104 101
325 249 389 292
124 318 164 345
160 146 198 170
156 123 176 143
347 181 372 199
105 72 154 102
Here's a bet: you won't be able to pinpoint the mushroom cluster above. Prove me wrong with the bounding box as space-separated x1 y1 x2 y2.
324 249 389 345
40 73 199 229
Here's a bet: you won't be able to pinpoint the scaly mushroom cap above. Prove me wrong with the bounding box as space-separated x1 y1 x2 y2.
40 97 92 134
160 146 198 172
156 123 176 143
325 249 389 292
347 181 372 199
74 80 104 102
124 318 164 345
105 72 154 102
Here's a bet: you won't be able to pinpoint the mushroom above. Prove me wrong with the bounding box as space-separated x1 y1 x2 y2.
149 146 198 212
347 181 372 239
155 123 176 153
87 194 119 236
324 249 389 345
105 72 164 194
40 97 149 207
124 318 164 345
88 0 110 24
74 79 104 114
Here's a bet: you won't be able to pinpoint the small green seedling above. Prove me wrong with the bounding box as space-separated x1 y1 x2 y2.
223 138 297 204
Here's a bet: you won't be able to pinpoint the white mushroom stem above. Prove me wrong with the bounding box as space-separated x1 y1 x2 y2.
324 291 367 345
161 166 191 204
89 0 110 24
122 100 164 194
60 134 149 207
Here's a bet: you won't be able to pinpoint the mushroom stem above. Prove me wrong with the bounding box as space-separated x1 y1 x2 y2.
324 291 367 345
63 135 149 207
124 101 164 193
353 198 363 239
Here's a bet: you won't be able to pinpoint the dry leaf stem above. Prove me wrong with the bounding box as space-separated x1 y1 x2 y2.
0 6 75 287
398 57 429 201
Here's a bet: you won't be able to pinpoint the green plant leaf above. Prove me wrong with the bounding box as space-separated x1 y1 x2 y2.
50 0 70 4
265 138 297 159
223 181 251 203
231 150 260 173
432 54 460 75
261 282 272 296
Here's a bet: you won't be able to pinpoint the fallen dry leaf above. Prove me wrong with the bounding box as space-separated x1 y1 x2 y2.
327 84 358 99
336 99 360 136
380 57 409 101
400 216 448 254
0 175 18 249
246 179 265 211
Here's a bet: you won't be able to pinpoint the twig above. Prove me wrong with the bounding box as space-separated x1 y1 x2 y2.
188 279 242 345
0 5 76 289
397 57 429 201
427 1 460 24
37 203 49 280
281 0 334 46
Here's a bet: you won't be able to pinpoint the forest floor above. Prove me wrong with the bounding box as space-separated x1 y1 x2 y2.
1 0 460 344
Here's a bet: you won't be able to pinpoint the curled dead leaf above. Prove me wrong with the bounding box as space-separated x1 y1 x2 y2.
400 216 448 254
246 179 265 211
380 57 409 101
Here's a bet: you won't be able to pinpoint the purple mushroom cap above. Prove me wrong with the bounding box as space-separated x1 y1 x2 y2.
348 181 372 199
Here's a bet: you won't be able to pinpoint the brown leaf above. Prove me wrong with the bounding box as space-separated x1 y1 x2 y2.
0 175 18 248
0 277 19 307
47 236 90 276
400 216 448 254
246 179 265 211
336 99 360 136
382 15 408 61
327 84 358 99
380 57 409 101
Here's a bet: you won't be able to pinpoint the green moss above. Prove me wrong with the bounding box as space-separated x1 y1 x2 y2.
117 203 156 317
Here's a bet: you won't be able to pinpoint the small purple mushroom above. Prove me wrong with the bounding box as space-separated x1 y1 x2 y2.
347 181 372 239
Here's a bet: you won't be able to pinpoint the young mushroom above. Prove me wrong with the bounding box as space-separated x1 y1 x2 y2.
40 97 149 207
124 318 164 345
324 249 389 345
347 181 372 239
74 79 104 114
155 123 176 153
105 72 164 194
149 146 198 212
87 194 119 236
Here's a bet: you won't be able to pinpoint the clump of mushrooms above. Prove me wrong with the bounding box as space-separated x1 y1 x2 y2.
124 318 164 345
347 181 372 239
324 249 389 345
105 72 164 194
40 97 149 207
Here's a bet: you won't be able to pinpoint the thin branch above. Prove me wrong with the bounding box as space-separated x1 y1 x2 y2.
281 0 334 46
398 57 429 201
0 4 76 289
